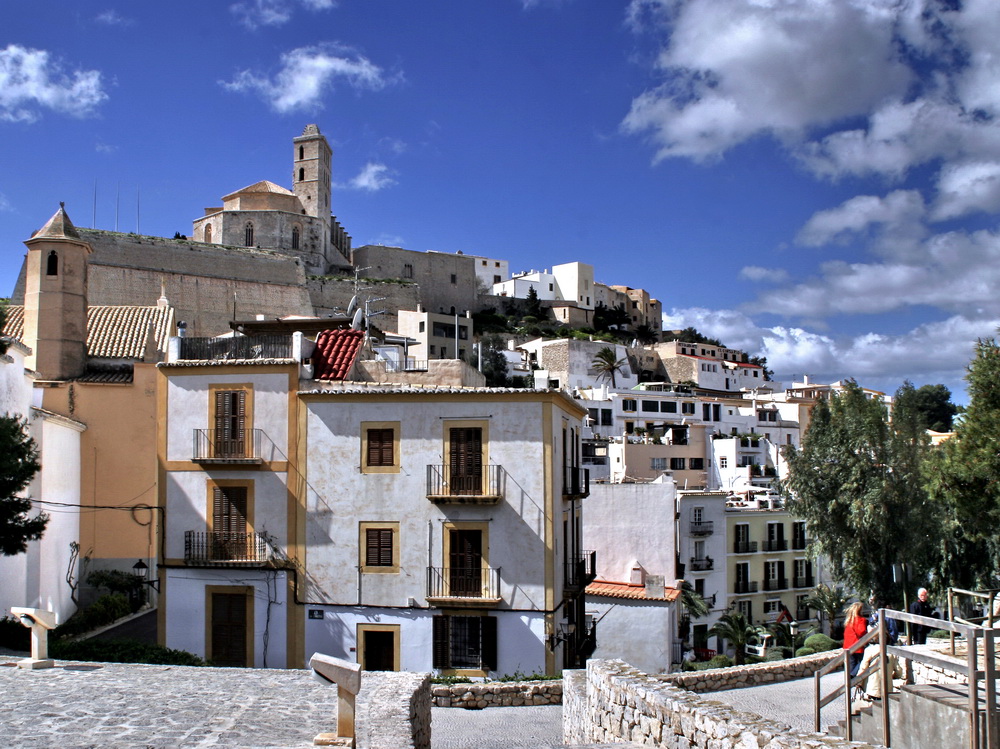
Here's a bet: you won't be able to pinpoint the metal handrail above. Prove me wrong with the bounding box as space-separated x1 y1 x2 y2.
426 566 501 600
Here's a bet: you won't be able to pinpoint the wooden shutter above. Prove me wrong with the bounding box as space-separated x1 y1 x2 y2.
213 486 248 535
366 528 393 566
480 616 497 671
215 390 246 457
449 428 482 495
432 615 450 670
778 561 786 585
366 428 394 467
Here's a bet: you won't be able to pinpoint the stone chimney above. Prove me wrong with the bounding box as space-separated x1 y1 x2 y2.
22 204 92 380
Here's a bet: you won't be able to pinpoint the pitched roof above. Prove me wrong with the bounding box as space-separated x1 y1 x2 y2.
222 180 295 200
31 204 82 240
586 579 681 603
2 305 173 362
312 329 365 381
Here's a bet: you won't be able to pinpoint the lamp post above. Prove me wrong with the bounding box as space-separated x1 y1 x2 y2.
132 559 160 594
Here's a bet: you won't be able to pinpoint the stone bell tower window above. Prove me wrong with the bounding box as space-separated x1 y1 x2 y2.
205 224 213 243
292 226 300 250
299 168 305 181
245 222 254 247
46 250 58 276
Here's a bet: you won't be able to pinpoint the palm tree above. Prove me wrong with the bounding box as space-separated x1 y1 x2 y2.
803 583 849 636
679 580 710 619
592 346 627 388
634 324 658 345
708 611 762 665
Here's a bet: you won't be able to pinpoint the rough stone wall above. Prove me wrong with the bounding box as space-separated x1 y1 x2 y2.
563 669 589 745
661 356 698 385
354 360 486 387
430 680 562 708
358 671 431 749
306 275 420 332
536 340 571 383
660 651 840 693
566 659 877 748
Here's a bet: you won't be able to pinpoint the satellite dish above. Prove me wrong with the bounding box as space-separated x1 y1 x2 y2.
347 295 358 316
351 309 364 330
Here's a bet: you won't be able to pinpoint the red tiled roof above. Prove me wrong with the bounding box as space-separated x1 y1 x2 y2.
312 329 365 381
586 579 681 602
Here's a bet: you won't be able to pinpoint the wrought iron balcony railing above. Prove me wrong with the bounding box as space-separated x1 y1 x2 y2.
689 556 714 571
734 581 758 594
184 531 272 565
563 466 590 498
689 521 714 536
763 577 788 592
426 566 501 602
791 538 808 550
794 575 815 589
179 335 292 361
564 550 597 590
762 539 788 552
796 608 811 621
193 429 264 464
733 541 758 554
426 465 506 504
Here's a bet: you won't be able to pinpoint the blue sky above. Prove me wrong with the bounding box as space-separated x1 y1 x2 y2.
3 0 1000 403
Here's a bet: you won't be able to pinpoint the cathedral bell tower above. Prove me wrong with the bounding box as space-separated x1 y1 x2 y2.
22 203 92 380
292 123 332 220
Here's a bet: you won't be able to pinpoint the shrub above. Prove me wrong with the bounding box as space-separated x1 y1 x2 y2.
765 649 786 662
87 570 146 612
493 671 560 682
708 654 733 669
803 633 839 653
50 638 206 666
0 615 30 651
928 629 950 639
795 647 817 657
431 675 474 685
53 593 131 640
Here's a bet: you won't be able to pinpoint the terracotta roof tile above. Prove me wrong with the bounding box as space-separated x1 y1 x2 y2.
312 329 365 381
586 579 681 603
222 180 295 200
2 304 173 361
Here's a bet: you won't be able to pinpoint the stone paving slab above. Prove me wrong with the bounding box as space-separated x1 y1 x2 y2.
711 671 847 734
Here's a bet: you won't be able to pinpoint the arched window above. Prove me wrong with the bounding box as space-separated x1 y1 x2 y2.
298 145 304 160
292 226 300 250
245 222 254 247
298 168 305 181
204 224 213 243
46 250 58 276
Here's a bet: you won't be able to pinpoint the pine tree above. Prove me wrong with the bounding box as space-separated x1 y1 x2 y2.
0 415 45 555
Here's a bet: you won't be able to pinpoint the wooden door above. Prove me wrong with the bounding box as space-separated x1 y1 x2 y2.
449 529 483 597
214 390 246 457
449 428 482 495
213 486 248 560
211 592 248 667
363 630 396 671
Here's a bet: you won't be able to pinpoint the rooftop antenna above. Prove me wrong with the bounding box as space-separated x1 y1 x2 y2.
92 180 97 229
115 182 120 232
136 185 140 234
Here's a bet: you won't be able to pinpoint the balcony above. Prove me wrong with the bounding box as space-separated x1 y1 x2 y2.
733 541 758 554
184 531 275 566
792 536 808 550
794 575 815 589
179 334 293 361
689 556 714 571
763 577 788 592
563 466 590 498
572 619 597 661
689 521 714 536
426 465 506 504
796 607 811 620
762 539 788 552
564 550 597 591
192 429 264 465
426 566 502 606
734 581 758 594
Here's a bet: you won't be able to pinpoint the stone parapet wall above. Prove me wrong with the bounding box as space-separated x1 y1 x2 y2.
431 680 562 708
358 671 431 749
566 659 878 748
661 651 841 693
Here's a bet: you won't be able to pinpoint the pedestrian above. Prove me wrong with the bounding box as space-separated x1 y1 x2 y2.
909 587 935 645
843 601 868 676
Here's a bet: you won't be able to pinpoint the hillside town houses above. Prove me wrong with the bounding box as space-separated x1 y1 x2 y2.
2 122 874 674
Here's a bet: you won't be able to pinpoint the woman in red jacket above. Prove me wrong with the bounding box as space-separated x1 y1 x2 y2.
843 601 868 675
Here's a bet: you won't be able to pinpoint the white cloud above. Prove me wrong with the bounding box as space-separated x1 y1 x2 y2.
739 266 789 283
0 45 107 123
222 44 389 112
95 10 132 26
0 192 11 212
348 163 396 192
932 162 1000 222
796 190 925 248
231 0 336 29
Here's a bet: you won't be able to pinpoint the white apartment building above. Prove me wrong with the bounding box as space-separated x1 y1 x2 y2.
492 262 595 311
396 309 474 361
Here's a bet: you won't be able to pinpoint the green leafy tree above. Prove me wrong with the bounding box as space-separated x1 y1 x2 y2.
747 355 774 381
664 327 723 347
924 337 1000 589
591 346 627 389
708 611 762 666
781 381 933 605
633 324 658 345
524 285 543 320
0 415 45 555
678 580 710 619
802 583 849 636
910 383 958 433
472 334 515 388
593 303 630 332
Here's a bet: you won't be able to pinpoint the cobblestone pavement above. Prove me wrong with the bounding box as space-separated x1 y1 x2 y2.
431 704 563 748
711 671 847 734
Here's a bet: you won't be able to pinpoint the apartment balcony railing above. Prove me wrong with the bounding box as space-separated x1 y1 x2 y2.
382 359 429 372
734 581 758 594
192 429 265 464
564 550 597 591
791 538 808 550
426 566 501 605
178 335 292 361
689 556 714 571
794 575 815 589
796 608 811 621
426 465 506 504
689 521 714 536
563 466 590 498
763 578 788 592
572 619 598 661
762 539 788 552
184 531 273 565
733 541 758 554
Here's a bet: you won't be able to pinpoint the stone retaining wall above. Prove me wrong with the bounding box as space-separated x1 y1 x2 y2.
565 659 879 748
358 671 431 749
431 680 562 708
661 651 841 693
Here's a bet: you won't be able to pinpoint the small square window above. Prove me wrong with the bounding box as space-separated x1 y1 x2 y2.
450 274 457 284
360 522 400 573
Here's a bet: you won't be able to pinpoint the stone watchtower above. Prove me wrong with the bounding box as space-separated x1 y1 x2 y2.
21 204 92 380
293 124 332 244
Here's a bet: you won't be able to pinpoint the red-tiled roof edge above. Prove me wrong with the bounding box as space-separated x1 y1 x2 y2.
312 328 365 381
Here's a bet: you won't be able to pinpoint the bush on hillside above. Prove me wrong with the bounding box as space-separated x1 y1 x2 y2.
53 593 131 640
795 647 817 657
50 638 206 666
803 633 839 653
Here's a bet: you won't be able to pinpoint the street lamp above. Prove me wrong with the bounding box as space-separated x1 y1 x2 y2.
132 559 160 592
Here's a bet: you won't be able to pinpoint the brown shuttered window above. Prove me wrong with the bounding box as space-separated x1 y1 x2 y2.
365 528 393 567
213 486 248 535
214 390 247 458
366 428 394 466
